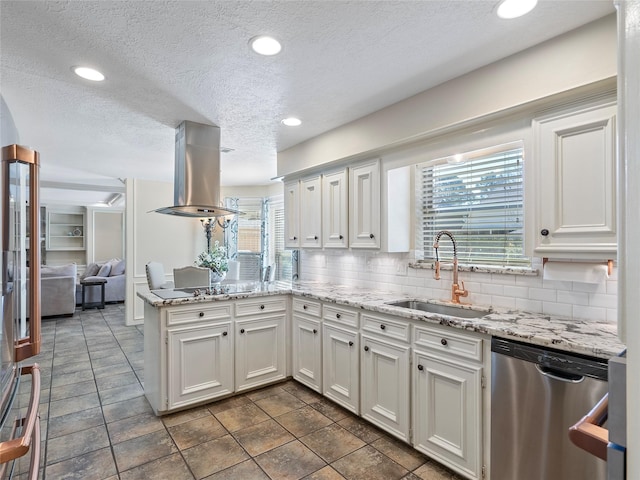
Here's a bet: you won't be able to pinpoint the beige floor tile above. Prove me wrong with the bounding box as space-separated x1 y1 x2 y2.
107 411 165 444
119 452 194 480
204 459 270 480
255 391 306 417
412 461 460 480
46 424 110 465
183 434 250 479
255 440 326 480
310 398 350 422
303 465 347 480
102 394 154 423
112 429 178 472
245 384 287 401
207 394 252 415
168 414 228 450
48 406 104 439
163 405 212 428
45 447 117 480
233 418 295 456
281 381 324 404
299 424 366 463
331 445 409 480
276 405 334 437
215 403 270 432
371 437 427 471
337 416 383 444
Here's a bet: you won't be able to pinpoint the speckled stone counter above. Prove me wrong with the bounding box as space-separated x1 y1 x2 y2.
138 280 625 359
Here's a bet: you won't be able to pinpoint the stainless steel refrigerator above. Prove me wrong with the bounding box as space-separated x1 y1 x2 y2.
0 145 42 479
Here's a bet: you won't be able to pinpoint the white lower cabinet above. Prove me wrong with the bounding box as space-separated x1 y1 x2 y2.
235 314 286 392
167 321 233 410
413 325 484 480
361 334 410 442
292 314 322 392
323 322 359 414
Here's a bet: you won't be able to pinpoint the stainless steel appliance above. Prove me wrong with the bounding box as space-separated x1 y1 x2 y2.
491 337 608 480
0 145 42 479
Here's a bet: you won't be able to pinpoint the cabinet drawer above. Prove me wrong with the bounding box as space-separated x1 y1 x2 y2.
414 325 483 362
323 304 359 328
235 296 287 317
293 297 321 317
166 303 232 326
362 313 410 343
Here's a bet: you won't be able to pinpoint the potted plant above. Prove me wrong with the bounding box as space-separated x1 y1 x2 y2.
195 240 228 283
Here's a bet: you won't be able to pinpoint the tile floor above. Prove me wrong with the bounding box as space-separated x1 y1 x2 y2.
20 304 464 480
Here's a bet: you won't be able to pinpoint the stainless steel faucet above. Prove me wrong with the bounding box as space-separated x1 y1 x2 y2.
433 230 468 304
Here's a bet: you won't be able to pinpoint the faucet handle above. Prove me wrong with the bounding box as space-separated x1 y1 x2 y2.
459 281 468 296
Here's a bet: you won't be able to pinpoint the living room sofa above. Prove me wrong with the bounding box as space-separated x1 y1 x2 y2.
75 258 126 305
40 263 77 317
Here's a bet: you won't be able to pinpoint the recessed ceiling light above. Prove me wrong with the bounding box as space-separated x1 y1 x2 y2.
250 35 282 56
73 66 105 81
496 0 538 19
281 117 302 127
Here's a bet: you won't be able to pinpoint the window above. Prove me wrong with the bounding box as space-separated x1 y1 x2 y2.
419 143 529 266
269 199 292 281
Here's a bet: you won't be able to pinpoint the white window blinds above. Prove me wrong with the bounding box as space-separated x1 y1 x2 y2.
271 200 292 281
419 144 529 266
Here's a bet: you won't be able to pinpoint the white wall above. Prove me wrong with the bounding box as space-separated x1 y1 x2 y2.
125 178 204 325
86 208 124 263
278 15 617 177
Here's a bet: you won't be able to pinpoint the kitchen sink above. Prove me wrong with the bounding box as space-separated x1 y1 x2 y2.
386 300 489 319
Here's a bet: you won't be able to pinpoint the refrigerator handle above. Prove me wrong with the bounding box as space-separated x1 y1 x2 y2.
568 392 609 461
0 364 41 465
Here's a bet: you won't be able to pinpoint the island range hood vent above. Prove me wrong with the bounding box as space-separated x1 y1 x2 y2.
153 120 241 218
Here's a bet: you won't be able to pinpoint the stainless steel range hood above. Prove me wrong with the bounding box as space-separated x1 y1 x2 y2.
153 121 240 217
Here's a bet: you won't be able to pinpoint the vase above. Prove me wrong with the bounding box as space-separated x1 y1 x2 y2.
209 269 226 285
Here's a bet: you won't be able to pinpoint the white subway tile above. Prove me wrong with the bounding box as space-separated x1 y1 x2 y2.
542 302 572 318
606 309 618 324
491 295 516 309
515 275 543 288
606 280 618 295
557 290 589 306
470 293 492 306
482 283 504 296
489 274 516 286
529 288 557 302
503 285 529 299
573 282 606 294
589 293 617 309
515 298 542 314
572 305 607 322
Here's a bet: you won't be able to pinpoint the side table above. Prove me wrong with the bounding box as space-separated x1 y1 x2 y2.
81 278 107 310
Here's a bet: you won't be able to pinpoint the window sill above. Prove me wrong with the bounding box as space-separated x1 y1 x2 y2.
409 261 539 276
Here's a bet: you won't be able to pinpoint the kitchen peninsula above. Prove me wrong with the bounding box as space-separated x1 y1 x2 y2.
139 281 624 480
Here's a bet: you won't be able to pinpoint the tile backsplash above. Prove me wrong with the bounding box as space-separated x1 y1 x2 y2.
299 251 617 323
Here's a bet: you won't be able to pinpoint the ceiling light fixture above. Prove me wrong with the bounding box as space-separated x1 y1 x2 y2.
281 117 302 127
73 66 105 81
249 35 282 56
496 0 538 19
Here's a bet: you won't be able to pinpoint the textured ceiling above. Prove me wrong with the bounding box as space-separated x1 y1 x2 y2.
0 0 615 202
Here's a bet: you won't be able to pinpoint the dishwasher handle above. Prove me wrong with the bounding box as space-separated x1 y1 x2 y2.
535 364 585 383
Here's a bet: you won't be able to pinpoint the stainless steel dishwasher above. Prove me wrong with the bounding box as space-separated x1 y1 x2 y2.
491 337 608 480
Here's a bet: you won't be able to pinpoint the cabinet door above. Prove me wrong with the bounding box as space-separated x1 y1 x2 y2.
292 314 322 392
235 314 286 391
284 181 300 248
533 102 617 257
413 350 482 480
322 169 348 248
361 335 410 442
300 175 322 248
349 160 380 249
322 323 359 414
167 322 233 410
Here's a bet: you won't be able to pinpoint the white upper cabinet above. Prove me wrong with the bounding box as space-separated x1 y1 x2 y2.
349 160 381 249
284 180 300 248
300 175 322 248
532 101 617 259
322 169 349 248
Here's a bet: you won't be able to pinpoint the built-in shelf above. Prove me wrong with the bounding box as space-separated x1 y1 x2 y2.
46 210 86 263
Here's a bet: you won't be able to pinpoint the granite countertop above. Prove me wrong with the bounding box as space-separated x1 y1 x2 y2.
138 281 626 359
